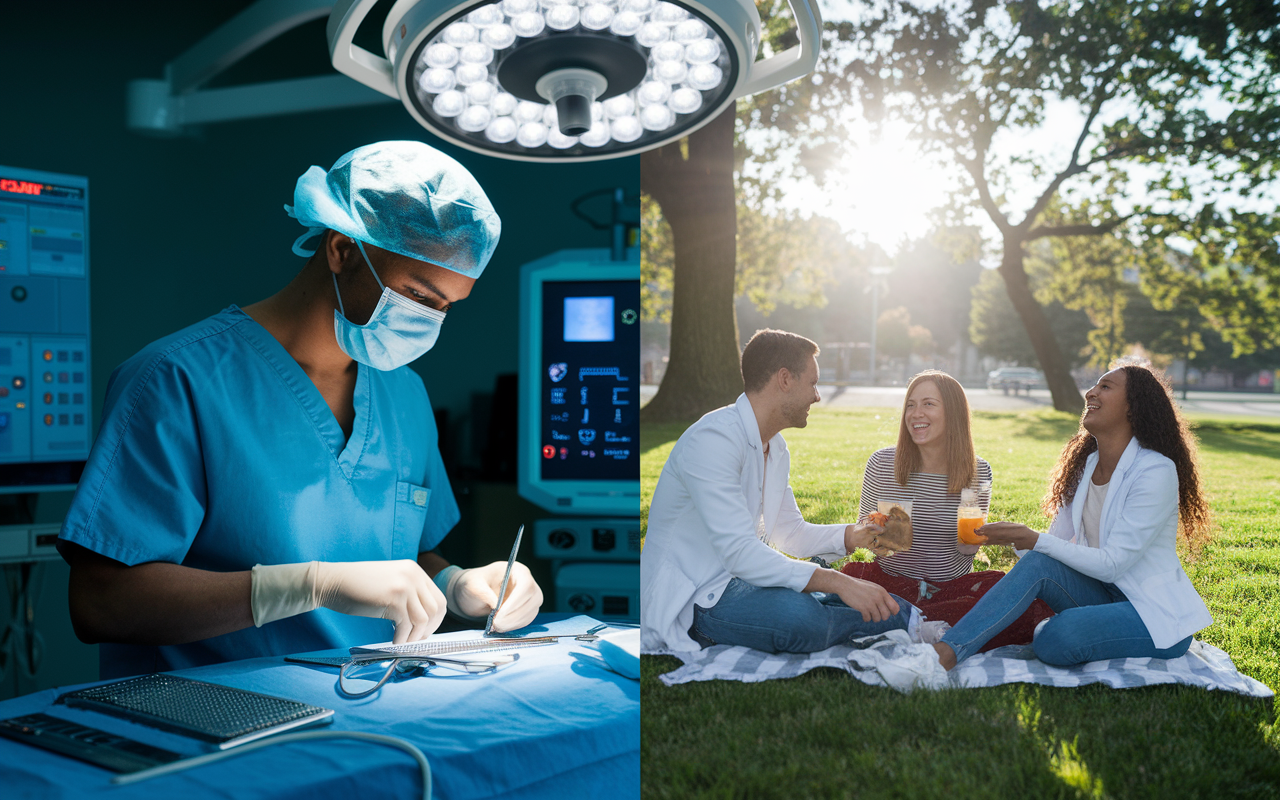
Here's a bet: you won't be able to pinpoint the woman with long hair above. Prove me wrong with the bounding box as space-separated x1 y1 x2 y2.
841 370 1051 650
925 362 1213 671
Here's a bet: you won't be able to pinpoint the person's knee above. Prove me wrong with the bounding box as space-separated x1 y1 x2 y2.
1031 616 1080 666
1015 551 1050 572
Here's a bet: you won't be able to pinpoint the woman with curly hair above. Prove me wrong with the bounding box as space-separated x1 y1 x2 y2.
925 362 1213 671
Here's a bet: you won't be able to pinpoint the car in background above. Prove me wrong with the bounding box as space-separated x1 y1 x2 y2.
987 367 1046 394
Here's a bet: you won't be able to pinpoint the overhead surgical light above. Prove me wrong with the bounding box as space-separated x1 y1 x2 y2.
127 0 820 162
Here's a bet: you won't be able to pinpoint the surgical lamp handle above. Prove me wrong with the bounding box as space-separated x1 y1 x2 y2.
327 0 399 98
738 0 824 98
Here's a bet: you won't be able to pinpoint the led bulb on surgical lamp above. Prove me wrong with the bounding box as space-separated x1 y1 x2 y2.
125 0 823 162
326 0 825 161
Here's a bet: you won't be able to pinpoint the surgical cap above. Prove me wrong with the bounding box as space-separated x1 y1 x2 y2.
285 141 501 279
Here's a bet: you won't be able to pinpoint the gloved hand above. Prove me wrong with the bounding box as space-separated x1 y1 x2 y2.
251 560 446 644
443 561 544 633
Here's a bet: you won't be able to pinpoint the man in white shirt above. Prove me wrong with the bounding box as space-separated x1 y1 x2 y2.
641 329 918 653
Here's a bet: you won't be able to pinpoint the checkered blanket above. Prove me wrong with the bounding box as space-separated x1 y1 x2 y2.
653 638 1273 697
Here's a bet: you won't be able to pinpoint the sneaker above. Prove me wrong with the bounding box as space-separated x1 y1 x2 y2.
848 629 950 693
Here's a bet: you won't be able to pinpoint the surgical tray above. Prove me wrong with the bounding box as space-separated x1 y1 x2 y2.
56 673 334 749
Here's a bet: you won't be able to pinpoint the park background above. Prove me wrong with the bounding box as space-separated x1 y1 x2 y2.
639 0 1280 796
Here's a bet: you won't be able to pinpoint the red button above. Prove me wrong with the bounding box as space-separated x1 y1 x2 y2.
43 392 53 404
43 414 54 426
542 445 556 459
42 350 53 361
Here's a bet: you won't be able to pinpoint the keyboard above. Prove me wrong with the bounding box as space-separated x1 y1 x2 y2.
57 673 334 749
0 713 181 773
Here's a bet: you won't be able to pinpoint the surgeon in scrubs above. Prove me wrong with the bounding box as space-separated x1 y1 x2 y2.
58 141 544 678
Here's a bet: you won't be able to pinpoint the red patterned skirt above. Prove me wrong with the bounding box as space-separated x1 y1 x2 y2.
841 560 1053 652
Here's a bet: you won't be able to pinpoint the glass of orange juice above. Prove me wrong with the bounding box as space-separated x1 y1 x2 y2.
957 487 986 544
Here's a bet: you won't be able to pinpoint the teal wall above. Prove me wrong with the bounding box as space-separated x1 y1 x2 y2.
0 1 638 697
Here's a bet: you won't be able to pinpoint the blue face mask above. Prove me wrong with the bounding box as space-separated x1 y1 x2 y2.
332 241 446 371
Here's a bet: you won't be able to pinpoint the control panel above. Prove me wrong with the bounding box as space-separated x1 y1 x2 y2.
0 166 91 491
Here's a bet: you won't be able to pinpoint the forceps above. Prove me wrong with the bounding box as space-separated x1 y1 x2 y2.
338 652 521 698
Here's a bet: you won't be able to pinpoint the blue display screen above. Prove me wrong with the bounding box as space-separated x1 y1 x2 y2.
540 280 639 482
564 296 615 342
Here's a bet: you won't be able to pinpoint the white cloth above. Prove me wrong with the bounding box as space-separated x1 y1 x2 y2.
640 394 848 653
656 637 1272 699
1081 479 1109 549
1019 437 1213 650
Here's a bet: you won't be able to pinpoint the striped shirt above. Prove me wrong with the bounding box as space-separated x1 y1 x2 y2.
857 447 994 582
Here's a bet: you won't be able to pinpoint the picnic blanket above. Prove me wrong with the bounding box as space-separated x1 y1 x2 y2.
652 637 1273 697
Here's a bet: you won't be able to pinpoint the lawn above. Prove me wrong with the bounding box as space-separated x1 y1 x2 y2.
641 407 1280 799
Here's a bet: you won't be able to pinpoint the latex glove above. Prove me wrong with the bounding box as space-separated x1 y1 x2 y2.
445 561 544 632
252 560 445 644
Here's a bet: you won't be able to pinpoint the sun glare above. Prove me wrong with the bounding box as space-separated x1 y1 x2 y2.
786 121 957 255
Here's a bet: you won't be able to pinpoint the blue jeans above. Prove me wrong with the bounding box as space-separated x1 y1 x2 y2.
942 551 1193 666
691 577 916 654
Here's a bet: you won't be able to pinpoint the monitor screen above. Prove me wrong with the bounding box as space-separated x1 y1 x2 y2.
518 250 639 516
540 280 638 483
0 165 92 493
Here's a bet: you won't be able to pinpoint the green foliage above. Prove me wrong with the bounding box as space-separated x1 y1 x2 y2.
876 306 935 358
833 0 1280 377
641 194 673 324
970 265 1091 368
1140 208 1280 357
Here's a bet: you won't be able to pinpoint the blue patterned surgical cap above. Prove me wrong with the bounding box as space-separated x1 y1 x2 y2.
285 141 501 279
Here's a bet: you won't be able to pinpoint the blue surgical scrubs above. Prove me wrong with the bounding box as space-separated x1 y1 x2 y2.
60 306 459 678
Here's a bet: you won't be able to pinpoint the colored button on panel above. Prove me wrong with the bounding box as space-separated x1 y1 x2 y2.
0 413 8 429
42 372 52 383
43 392 53 404
58 372 69 383
42 350 53 361
0 387 7 398
43 414 53 426
12 377 24 389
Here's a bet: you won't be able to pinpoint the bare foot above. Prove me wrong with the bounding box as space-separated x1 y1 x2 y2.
933 642 957 671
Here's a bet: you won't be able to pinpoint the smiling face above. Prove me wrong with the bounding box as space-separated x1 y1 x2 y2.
781 355 821 429
903 379 946 449
1083 368 1131 437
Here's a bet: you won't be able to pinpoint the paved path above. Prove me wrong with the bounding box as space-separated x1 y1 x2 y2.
639 385 1280 417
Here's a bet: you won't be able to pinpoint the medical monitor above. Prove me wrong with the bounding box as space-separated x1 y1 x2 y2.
518 249 639 516
0 166 92 493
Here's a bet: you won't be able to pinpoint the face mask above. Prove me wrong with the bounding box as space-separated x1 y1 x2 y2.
332 241 447 370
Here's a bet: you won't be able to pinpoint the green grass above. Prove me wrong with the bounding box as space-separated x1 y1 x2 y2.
641 407 1280 799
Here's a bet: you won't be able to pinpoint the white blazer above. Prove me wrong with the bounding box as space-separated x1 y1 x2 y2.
640 394 848 653
1027 437 1213 649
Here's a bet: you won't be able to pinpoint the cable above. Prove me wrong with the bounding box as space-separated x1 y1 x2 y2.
110 730 432 799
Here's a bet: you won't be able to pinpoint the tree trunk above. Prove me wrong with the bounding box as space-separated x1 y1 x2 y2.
998 239 1085 414
640 108 743 422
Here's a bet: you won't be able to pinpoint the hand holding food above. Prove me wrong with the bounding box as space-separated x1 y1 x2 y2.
873 506 913 553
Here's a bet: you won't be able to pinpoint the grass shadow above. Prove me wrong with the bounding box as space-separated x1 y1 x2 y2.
976 409 1082 443
1192 421 1280 461
641 423 691 456
642 656 1280 799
